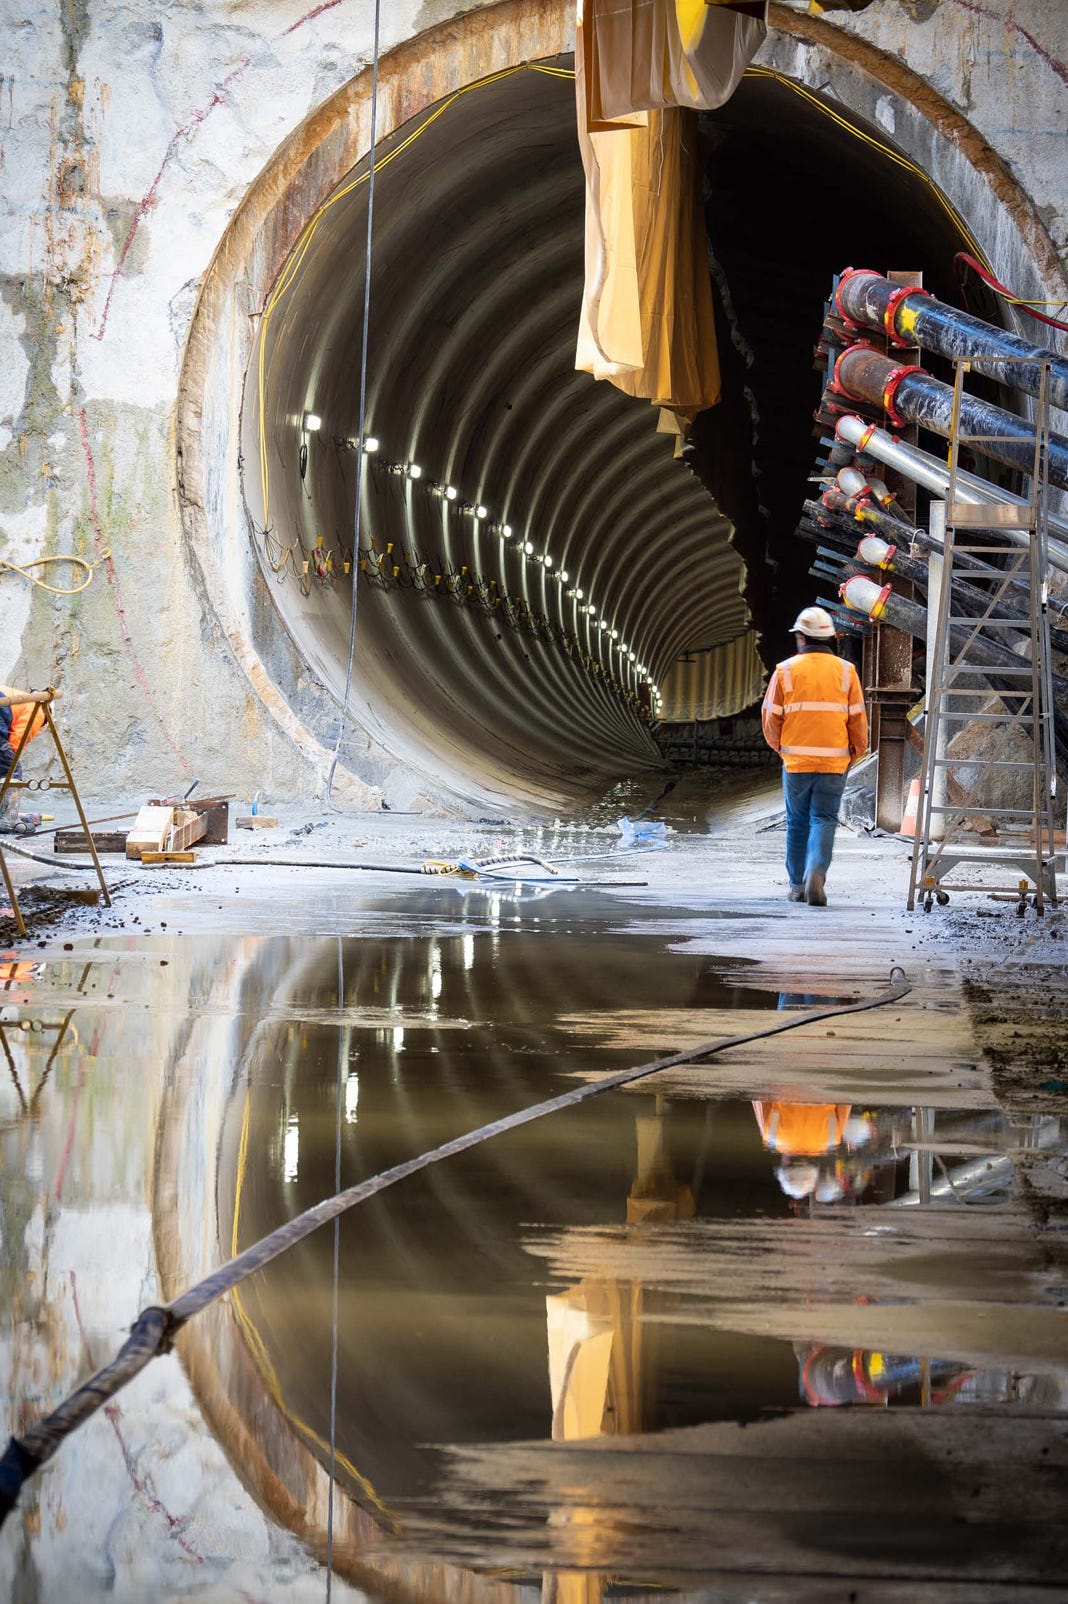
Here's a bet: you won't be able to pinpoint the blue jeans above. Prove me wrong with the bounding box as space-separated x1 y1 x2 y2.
783 770 846 888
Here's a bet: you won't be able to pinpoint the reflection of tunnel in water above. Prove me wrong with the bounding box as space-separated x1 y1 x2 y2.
218 925 800 1513
245 60 994 806
213 921 1065 1524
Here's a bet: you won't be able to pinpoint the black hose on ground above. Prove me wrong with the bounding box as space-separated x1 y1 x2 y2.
0 967 911 1525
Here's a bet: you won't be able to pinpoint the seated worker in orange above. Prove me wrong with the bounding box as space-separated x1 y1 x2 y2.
760 606 868 906
0 687 47 835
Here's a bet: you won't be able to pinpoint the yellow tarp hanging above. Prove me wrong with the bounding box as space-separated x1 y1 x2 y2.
575 0 767 419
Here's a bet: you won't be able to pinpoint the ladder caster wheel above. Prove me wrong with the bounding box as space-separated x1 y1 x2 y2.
1016 901 1027 918
922 895 933 913
936 891 950 906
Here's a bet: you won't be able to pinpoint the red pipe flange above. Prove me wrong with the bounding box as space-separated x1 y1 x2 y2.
881 362 926 428
833 267 880 332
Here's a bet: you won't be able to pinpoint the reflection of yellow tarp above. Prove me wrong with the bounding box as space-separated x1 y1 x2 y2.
575 0 767 418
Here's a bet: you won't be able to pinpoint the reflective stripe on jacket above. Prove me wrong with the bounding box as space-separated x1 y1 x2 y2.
760 652 868 774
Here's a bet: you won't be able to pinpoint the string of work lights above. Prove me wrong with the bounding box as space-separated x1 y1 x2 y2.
283 413 664 714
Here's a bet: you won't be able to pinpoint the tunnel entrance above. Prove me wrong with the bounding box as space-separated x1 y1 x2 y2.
240 63 989 807
178 2 1047 812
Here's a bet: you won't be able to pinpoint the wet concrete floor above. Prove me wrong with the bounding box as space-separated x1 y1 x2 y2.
2 809 1068 1601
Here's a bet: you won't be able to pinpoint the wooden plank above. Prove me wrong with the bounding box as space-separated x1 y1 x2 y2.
125 805 173 859
166 809 207 852
235 815 279 830
151 797 230 844
140 851 196 865
54 830 128 854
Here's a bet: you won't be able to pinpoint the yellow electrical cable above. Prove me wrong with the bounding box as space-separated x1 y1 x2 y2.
257 62 556 542
744 66 992 271
0 552 108 596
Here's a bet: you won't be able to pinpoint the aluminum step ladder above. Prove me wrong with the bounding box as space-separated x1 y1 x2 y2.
907 358 1060 914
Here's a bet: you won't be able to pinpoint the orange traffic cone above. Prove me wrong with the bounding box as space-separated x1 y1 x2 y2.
899 777 920 838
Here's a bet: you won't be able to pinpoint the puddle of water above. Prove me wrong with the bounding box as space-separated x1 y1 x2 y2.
1 907 1066 1601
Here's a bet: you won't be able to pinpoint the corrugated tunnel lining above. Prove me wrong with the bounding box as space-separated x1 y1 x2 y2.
241 53 990 808
243 58 749 809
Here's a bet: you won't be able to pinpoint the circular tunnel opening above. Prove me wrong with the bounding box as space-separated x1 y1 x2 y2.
241 54 992 811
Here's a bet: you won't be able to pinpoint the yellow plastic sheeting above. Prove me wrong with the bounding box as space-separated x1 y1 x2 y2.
578 0 767 128
575 0 767 416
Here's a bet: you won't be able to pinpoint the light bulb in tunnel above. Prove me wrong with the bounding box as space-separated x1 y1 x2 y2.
559 570 569 583
524 540 534 555
362 436 379 453
588 604 596 615
574 588 583 600
502 523 512 538
406 462 422 479
611 629 618 639
544 554 553 568
445 485 458 501
628 651 636 661
475 504 487 519
303 411 322 432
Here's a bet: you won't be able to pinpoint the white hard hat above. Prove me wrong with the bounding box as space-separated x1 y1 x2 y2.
791 605 837 639
775 1162 820 1199
842 1115 874 1149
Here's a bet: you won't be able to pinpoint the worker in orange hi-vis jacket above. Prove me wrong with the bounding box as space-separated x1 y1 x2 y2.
0 686 48 836
760 607 869 907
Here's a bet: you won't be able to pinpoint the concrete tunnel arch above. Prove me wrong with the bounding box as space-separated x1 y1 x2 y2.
175 0 1067 814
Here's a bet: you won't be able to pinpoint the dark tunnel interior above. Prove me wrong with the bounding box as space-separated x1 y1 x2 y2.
244 57 992 809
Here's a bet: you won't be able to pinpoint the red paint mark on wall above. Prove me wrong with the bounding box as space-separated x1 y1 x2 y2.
92 0 352 340
76 406 193 776
949 0 1068 90
283 0 344 35
91 59 251 341
69 1273 204 1563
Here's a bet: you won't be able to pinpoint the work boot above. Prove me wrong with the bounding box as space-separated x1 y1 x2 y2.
787 886 805 903
805 870 827 907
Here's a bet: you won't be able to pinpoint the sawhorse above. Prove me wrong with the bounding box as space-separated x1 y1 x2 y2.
0 688 111 937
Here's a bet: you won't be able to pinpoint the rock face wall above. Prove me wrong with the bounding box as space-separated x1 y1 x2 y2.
0 0 1065 807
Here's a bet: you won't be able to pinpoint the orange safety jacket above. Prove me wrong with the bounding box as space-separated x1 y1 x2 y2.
0 686 46 765
760 651 868 774
753 1101 853 1157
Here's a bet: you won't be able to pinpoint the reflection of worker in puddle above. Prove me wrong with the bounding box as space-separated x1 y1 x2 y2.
753 1099 874 1204
0 957 46 985
542 1098 691 1603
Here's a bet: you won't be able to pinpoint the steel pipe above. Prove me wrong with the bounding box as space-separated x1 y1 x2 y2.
845 536 1068 654
834 415 1068 570
836 268 1068 412
840 574 1068 753
834 344 1068 487
804 495 1068 644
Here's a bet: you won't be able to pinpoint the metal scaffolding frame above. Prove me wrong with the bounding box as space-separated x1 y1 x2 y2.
908 358 1060 914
